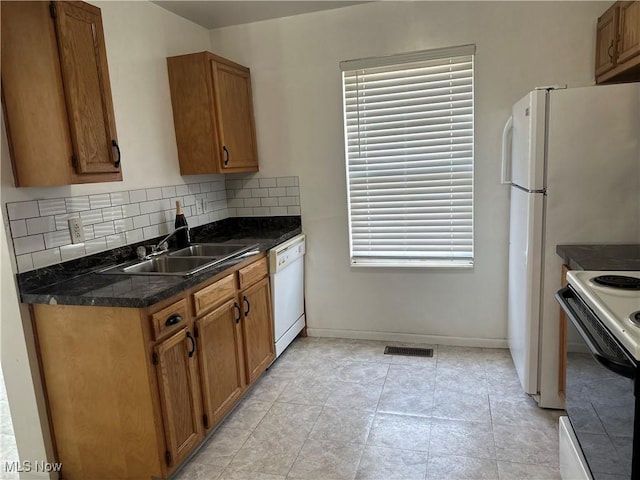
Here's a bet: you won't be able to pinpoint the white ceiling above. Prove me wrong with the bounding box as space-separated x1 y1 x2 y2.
152 1 367 29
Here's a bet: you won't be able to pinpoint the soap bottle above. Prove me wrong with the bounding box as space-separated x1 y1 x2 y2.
174 201 190 249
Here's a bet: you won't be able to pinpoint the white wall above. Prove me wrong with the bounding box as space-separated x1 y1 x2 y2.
0 2 212 472
208 1 609 345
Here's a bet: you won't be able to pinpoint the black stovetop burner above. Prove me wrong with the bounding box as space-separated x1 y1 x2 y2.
592 275 640 290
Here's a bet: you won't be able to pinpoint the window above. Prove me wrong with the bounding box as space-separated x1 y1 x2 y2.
341 45 475 268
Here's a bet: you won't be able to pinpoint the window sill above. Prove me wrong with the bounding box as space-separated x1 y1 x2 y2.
350 258 474 268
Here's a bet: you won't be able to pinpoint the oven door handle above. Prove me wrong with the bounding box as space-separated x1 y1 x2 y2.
556 286 636 380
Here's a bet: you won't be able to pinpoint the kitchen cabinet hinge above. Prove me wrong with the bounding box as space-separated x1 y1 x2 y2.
194 325 199 338
49 2 57 19
71 154 78 169
203 414 209 429
152 352 158 365
165 450 172 466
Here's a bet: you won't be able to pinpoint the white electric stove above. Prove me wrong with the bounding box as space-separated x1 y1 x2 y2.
556 270 640 480
567 270 640 360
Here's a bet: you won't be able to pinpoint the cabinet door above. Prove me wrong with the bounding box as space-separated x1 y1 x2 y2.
240 277 275 384
595 4 620 77
54 1 120 174
618 1 640 64
196 299 246 427
154 328 203 468
1 1 121 186
211 60 259 171
166 53 221 175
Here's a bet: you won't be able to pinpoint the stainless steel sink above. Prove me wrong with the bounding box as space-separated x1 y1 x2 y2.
170 243 257 258
98 243 260 276
99 256 222 276
125 256 218 274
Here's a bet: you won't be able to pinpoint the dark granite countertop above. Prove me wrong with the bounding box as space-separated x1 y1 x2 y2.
18 216 302 308
556 244 640 271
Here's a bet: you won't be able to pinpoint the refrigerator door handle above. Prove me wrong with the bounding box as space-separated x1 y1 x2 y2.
501 115 513 185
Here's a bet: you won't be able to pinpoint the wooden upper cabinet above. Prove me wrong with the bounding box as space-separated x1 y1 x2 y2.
167 52 259 175
596 1 640 84
618 1 640 64
211 60 259 171
595 4 619 77
54 1 120 175
1 1 121 187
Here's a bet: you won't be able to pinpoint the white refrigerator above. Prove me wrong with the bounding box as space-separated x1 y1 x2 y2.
504 83 640 409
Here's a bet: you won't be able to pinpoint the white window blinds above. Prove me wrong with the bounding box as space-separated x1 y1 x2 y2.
341 44 475 267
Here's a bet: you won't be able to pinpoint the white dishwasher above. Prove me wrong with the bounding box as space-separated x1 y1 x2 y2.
268 234 306 358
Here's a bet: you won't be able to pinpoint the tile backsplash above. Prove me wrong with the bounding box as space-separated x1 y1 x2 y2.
226 176 300 217
6 176 300 273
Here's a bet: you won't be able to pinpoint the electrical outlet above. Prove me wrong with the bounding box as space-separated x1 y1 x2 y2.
68 217 85 244
195 198 204 215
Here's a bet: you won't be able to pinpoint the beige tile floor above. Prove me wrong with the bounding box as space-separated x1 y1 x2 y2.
175 337 563 480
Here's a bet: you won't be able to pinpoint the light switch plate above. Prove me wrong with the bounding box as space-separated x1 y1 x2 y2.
195 198 204 215
68 217 85 244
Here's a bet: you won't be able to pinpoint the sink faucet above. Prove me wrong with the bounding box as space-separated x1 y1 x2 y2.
136 226 190 260
153 225 189 253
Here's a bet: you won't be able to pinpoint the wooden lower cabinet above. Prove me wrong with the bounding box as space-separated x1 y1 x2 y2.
30 254 275 479
154 327 203 468
197 299 246 426
195 261 275 426
241 277 275 384
32 304 167 480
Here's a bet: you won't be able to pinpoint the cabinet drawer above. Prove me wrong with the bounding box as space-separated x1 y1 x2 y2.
150 299 188 340
193 274 236 317
238 257 268 290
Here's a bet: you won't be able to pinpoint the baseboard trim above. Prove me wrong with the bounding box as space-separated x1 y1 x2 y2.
305 328 508 349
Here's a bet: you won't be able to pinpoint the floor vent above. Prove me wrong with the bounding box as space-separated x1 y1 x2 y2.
384 346 433 357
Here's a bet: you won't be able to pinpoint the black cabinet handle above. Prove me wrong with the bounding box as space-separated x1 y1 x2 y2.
233 302 241 324
186 331 196 358
165 314 182 327
608 40 615 61
112 140 121 168
223 146 229 165
243 296 250 317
